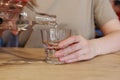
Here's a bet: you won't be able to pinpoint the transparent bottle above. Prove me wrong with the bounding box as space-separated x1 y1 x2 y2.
0 0 59 65
25 2 58 28
0 0 28 30
0 0 58 31
35 13 57 27
0 0 28 47
19 12 58 29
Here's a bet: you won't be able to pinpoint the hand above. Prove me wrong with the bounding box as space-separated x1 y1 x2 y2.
11 30 19 35
8 21 19 35
55 35 98 63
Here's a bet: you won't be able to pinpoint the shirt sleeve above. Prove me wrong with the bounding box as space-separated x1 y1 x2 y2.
94 0 118 28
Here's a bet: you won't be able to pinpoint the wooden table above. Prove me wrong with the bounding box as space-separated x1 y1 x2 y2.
0 48 120 80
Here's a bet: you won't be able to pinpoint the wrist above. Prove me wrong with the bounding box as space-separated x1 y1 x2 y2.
88 39 103 56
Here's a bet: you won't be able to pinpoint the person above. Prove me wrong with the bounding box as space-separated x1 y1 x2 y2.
95 0 120 38
1 22 19 47
111 0 120 20
19 0 120 63
1 0 29 47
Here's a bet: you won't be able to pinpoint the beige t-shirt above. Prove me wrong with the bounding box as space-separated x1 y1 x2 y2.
22 0 117 47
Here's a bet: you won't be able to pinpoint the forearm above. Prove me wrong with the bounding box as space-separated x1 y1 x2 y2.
89 30 120 56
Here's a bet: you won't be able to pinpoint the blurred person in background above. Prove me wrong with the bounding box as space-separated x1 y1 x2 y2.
1 0 30 47
96 0 120 38
95 0 120 38
111 0 120 20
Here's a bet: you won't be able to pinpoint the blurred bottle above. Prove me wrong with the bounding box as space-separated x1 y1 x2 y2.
0 0 57 47
0 0 28 47
25 2 58 28
0 0 28 31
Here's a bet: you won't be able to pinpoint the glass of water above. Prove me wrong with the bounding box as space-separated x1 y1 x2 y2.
41 27 71 64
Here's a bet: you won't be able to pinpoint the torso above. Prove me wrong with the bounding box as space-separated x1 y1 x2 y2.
36 0 95 39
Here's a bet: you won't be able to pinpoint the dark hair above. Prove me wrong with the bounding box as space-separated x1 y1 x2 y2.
114 0 120 5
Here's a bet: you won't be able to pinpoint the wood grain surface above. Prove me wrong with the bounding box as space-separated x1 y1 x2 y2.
0 48 120 80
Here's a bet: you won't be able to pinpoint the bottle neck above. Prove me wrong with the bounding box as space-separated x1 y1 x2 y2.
35 13 58 27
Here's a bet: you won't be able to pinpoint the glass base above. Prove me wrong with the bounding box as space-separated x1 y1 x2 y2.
46 58 64 65
45 49 64 65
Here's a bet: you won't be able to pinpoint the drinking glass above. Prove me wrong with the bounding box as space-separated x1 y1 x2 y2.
41 27 71 64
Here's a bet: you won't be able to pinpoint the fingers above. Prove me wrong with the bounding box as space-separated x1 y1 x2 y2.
59 50 94 63
55 35 94 63
55 43 82 57
58 36 81 48
55 35 88 57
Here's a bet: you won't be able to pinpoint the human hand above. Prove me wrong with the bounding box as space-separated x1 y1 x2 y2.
8 21 19 35
55 35 98 63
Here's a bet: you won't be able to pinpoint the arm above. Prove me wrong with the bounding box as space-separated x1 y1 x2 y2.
55 19 120 63
90 19 120 55
54 0 120 63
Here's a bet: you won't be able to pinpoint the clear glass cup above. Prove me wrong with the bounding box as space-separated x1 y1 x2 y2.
41 27 71 64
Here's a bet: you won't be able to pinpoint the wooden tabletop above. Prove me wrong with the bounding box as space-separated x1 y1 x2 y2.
0 48 120 80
